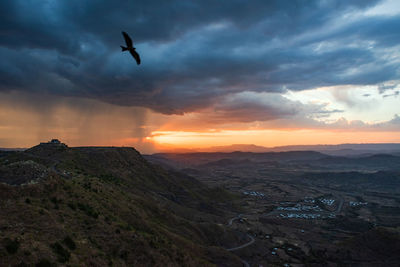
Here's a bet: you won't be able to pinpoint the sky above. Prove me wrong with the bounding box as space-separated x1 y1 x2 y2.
0 0 399 153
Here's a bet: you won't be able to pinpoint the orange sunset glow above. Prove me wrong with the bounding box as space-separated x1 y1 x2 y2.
2 1 400 266
1 0 400 153
150 130 400 149
1 91 399 153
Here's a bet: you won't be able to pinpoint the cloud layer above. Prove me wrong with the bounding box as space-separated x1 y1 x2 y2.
1 0 399 120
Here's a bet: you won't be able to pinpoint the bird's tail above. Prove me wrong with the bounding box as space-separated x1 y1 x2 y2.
120 46 128 51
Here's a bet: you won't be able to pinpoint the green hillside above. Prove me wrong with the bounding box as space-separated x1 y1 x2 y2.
0 142 243 266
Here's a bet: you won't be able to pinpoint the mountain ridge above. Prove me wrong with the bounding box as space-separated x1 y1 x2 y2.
156 143 400 156
0 141 243 266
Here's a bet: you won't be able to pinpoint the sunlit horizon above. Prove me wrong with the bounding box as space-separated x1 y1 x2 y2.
1 0 399 154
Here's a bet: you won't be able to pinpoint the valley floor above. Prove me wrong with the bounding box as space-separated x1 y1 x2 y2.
157 153 400 266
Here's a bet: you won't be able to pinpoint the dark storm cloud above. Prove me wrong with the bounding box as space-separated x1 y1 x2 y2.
0 0 397 118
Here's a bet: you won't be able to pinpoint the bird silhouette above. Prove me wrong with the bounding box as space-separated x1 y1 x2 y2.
121 31 141 65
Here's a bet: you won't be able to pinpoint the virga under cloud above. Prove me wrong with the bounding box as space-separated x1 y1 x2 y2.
0 0 399 149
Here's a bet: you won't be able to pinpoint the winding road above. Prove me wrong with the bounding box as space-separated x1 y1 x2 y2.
225 214 254 267
336 195 344 213
228 214 242 226
226 234 255 251
225 194 343 266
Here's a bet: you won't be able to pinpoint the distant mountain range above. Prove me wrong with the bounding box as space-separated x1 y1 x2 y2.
3 143 400 156
0 147 26 151
145 149 400 172
159 143 400 156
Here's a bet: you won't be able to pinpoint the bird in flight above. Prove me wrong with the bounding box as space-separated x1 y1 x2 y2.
121 31 141 65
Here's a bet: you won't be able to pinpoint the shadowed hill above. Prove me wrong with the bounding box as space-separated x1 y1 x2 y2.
306 154 400 170
146 151 327 169
335 227 400 265
146 151 400 171
0 142 243 266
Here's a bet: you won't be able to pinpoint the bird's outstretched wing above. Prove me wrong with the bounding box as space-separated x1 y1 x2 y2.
130 50 141 65
122 31 133 47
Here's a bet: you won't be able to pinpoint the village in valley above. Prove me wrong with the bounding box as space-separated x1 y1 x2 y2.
147 151 400 266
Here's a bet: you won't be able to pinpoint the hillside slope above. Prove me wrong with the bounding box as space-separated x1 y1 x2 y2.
0 142 243 266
